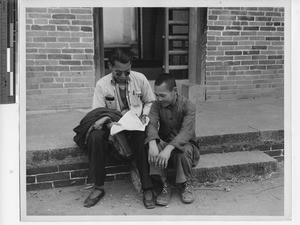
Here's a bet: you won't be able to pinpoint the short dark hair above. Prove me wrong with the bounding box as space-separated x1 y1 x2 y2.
108 48 133 66
154 73 176 91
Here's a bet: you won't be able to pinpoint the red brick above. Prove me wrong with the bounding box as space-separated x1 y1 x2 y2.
237 16 254 21
48 54 71 59
242 60 258 65
267 65 283 69
81 26 93 32
223 31 240 36
245 70 261 75
28 13 51 19
27 176 36 184
70 66 94 71
38 49 61 54
34 19 49 24
256 17 272 21
57 25 80 31
70 8 92 14
60 60 81 65
250 65 266 70
52 14 76 19
49 19 70 25
26 54 47 60
27 43 46 48
48 8 70 14
46 66 69 71
40 83 64 88
31 25 56 31
64 83 85 88
209 26 224 30
48 31 71 37
27 66 45 72
82 60 94 65
33 37 56 42
27 31 48 37
70 43 93 48
72 20 93 26
37 172 70 182
225 51 242 55
70 169 89 178
26 8 47 13
71 32 93 38
57 37 80 42
62 49 84 54
46 43 69 48
35 60 58 66
222 41 238 45
248 11 265 16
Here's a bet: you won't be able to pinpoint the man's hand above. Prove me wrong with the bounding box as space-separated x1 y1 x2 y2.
93 117 110 130
121 109 129 115
155 145 175 170
106 121 120 130
148 140 159 166
140 115 148 124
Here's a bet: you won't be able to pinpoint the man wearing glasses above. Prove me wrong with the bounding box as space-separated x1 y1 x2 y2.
83 48 156 209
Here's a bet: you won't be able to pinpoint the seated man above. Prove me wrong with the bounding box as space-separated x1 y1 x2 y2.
145 73 200 206
79 48 156 209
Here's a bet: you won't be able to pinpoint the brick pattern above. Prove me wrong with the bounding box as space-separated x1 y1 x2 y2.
26 163 131 191
206 7 284 101
26 7 95 110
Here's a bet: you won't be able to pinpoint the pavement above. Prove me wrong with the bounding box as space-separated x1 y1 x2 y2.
26 96 284 152
26 162 284 217
25 96 285 218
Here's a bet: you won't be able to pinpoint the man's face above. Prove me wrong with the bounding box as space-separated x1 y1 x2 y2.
154 82 177 108
109 60 131 83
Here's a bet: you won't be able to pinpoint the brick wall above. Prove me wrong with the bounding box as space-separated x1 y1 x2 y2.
26 7 95 110
205 7 284 101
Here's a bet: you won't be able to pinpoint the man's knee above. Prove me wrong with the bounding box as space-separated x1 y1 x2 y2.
88 130 108 143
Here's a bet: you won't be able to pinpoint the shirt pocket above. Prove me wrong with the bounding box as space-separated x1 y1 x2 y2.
130 90 142 106
104 94 117 109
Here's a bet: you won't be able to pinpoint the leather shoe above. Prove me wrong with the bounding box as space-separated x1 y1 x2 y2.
155 182 172 206
143 189 156 209
181 182 195 204
84 188 105 208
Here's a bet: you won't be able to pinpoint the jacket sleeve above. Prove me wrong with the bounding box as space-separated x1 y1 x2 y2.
145 101 160 144
169 101 196 150
140 75 156 115
92 81 107 109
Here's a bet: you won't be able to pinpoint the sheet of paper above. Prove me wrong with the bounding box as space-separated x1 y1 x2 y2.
110 110 150 136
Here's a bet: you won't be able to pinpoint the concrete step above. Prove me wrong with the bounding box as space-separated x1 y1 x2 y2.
26 130 283 191
26 149 278 191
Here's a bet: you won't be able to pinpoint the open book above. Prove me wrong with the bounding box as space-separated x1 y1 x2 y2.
110 110 150 136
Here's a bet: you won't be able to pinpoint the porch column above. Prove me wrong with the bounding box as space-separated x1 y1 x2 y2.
182 8 206 102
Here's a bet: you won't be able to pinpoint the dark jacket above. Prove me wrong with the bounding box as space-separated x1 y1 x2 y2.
73 107 122 152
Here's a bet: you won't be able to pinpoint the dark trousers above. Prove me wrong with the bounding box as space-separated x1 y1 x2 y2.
149 139 193 184
86 129 153 190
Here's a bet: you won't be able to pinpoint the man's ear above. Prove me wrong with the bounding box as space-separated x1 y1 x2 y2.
173 87 178 93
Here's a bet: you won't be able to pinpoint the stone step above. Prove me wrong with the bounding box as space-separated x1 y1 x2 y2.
193 151 277 183
26 150 278 191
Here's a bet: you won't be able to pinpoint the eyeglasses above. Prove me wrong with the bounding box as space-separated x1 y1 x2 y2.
112 68 131 77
